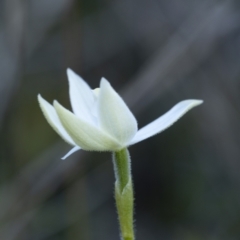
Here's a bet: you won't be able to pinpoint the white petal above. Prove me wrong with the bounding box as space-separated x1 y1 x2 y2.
130 100 203 145
54 101 123 151
98 78 138 145
67 69 96 125
61 146 81 160
38 94 76 146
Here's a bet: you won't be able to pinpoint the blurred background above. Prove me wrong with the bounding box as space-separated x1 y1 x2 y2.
0 0 240 239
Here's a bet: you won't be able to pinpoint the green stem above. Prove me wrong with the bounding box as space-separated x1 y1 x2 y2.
113 148 130 192
113 148 135 240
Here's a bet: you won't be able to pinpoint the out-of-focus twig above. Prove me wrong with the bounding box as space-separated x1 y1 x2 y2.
122 0 238 113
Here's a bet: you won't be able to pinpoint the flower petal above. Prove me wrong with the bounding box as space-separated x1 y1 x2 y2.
61 146 81 160
98 78 138 145
38 94 76 146
54 101 123 151
130 100 203 145
67 69 96 125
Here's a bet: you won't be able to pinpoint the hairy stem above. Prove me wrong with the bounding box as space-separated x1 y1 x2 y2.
113 148 135 240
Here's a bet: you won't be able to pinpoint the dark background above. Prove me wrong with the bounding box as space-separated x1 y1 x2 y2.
0 0 240 239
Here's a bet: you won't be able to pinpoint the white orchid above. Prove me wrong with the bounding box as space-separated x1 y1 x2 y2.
38 69 203 159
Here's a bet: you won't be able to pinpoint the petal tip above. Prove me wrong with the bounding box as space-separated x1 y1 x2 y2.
66 68 80 82
100 77 110 87
67 68 87 87
53 100 60 109
38 94 48 107
192 99 204 106
66 68 74 75
37 94 43 101
61 146 81 160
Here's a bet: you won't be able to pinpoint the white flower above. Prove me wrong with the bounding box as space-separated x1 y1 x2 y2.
38 69 203 159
